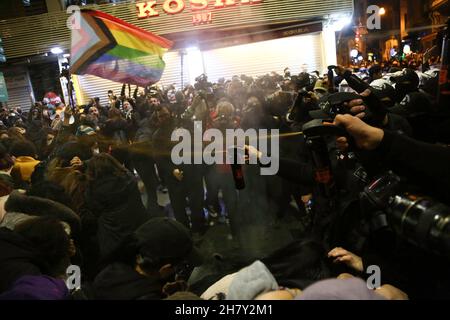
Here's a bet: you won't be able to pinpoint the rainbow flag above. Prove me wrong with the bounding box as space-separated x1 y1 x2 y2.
70 10 173 86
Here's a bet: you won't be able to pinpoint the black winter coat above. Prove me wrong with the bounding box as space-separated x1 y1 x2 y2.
0 228 41 293
92 262 162 300
85 174 150 257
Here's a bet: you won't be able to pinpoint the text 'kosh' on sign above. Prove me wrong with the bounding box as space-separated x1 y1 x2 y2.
136 0 263 18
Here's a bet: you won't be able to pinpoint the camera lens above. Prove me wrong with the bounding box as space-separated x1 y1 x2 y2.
389 194 450 256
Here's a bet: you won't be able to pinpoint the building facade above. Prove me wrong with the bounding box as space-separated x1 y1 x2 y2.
0 0 354 107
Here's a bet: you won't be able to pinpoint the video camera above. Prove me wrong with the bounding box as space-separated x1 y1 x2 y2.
194 74 212 92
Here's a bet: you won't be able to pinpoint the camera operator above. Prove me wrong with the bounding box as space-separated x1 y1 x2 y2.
326 113 450 299
332 113 450 201
261 86 413 188
386 68 443 142
331 65 413 135
250 106 450 298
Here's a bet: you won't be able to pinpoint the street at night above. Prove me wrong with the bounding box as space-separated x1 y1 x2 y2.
0 0 449 309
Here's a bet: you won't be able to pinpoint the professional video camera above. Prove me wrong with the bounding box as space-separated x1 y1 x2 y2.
194 74 213 92
361 171 450 257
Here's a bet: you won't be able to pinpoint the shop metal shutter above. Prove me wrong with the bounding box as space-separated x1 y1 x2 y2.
3 71 34 111
74 50 188 105
0 0 353 60
202 33 323 83
4 88 33 111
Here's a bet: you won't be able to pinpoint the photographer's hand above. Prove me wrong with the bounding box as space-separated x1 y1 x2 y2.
346 89 370 119
347 88 389 125
328 247 363 272
333 114 384 151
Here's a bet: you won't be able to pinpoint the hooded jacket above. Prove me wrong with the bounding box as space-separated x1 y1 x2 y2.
0 228 41 293
2 191 81 237
25 119 47 157
85 174 150 257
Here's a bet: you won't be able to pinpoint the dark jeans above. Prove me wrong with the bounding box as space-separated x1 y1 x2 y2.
165 164 206 232
132 153 162 217
205 165 239 235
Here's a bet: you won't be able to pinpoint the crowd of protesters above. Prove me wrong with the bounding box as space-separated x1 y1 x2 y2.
0 41 449 300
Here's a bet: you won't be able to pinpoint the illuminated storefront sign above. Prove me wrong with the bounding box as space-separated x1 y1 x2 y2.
136 0 263 25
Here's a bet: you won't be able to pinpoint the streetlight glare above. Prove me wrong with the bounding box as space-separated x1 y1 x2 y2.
379 7 386 15
329 15 352 31
50 47 63 54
